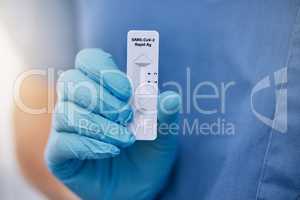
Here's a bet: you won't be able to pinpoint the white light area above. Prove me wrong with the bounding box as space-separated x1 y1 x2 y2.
0 21 45 200
0 22 23 164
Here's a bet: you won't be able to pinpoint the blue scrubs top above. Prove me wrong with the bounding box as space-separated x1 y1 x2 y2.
76 1 300 199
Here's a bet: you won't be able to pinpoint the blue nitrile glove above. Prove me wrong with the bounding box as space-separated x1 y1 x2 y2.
45 49 181 200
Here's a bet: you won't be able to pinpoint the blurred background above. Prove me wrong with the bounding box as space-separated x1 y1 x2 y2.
0 1 78 199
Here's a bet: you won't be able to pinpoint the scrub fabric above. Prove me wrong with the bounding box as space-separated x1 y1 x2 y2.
75 0 300 199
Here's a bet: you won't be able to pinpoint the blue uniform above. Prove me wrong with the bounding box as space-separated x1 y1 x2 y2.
75 1 300 199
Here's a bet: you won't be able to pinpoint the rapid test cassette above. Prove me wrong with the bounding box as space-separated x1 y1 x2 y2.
127 30 159 140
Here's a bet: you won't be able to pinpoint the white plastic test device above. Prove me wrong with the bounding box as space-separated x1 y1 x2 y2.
127 30 159 140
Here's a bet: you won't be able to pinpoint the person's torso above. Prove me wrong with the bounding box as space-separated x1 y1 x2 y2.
76 1 300 199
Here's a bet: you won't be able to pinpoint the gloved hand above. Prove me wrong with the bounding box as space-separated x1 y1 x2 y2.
45 49 181 200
